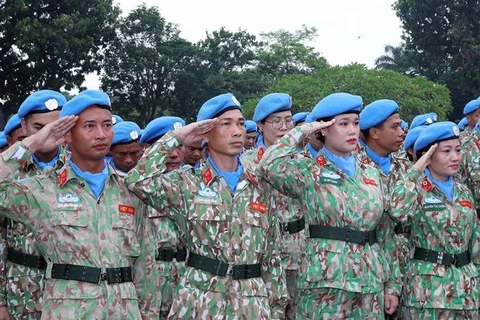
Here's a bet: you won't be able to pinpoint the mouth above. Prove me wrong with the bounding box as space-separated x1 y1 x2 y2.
93 144 108 150
449 165 459 169
231 142 243 147
346 139 357 144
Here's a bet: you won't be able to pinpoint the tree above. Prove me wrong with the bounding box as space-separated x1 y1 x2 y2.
0 0 120 120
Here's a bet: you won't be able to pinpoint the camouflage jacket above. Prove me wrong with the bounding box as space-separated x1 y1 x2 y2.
0 142 158 319
125 132 288 320
241 146 305 271
460 130 480 214
257 127 402 296
0 143 65 313
390 167 480 310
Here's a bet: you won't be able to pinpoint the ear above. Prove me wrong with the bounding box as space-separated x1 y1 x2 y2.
20 118 28 135
369 127 380 140
64 130 73 144
257 122 264 133
6 135 14 147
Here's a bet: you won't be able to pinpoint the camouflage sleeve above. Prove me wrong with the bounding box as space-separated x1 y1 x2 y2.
132 200 160 319
257 127 309 199
389 167 422 224
0 218 6 306
377 212 402 296
0 142 32 180
261 187 288 319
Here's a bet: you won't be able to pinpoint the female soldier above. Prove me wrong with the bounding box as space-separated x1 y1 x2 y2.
258 92 401 319
390 121 479 319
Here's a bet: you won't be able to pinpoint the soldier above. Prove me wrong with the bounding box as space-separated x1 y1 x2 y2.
242 93 304 319
460 119 480 218
3 115 27 146
460 99 480 143
390 121 480 319
182 139 203 169
110 121 143 175
140 116 187 319
0 90 66 320
125 93 288 319
0 133 7 153
458 117 468 132
0 90 158 319
257 92 401 319
243 120 257 151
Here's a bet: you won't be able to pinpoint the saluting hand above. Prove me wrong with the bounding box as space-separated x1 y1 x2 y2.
413 143 438 173
22 116 78 153
299 119 336 136
173 119 219 146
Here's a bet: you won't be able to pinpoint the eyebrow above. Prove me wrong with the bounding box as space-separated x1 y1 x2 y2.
221 117 245 121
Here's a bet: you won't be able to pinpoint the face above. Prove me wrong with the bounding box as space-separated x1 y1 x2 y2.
205 109 245 157
21 111 60 136
7 127 27 146
323 113 359 157
369 113 405 153
428 139 461 181
244 131 257 150
257 111 293 147
110 141 144 172
183 140 203 166
165 145 184 172
65 106 113 162
466 108 480 128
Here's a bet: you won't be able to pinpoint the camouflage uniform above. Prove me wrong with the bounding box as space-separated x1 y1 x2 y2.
460 130 480 218
460 127 473 145
242 146 305 319
0 145 66 319
0 142 158 319
125 132 288 319
257 127 402 319
390 167 480 319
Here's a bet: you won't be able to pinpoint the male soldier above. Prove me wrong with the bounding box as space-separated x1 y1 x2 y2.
110 121 143 175
140 116 187 319
182 140 203 168
126 93 288 319
460 119 480 218
460 99 480 143
244 120 257 151
0 90 66 320
242 93 304 319
3 115 27 147
358 99 410 319
0 133 7 153
0 90 158 319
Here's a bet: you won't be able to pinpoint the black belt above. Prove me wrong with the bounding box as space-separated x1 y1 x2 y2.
187 252 261 280
413 248 470 268
477 209 480 219
156 247 187 262
7 248 46 270
309 225 377 246
51 264 133 284
280 217 305 234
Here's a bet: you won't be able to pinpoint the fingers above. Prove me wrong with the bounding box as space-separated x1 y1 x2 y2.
51 116 77 135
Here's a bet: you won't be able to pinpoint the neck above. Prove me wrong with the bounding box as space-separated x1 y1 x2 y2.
324 143 349 158
367 142 390 157
71 154 105 173
428 167 449 182
34 148 58 163
209 151 238 172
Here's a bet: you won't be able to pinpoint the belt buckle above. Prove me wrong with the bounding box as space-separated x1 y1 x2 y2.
226 263 234 276
437 252 444 265
450 255 457 267
99 269 108 283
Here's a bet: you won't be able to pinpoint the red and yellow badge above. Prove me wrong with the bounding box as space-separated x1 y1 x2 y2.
363 177 377 186
476 138 480 149
421 178 433 192
256 147 265 162
203 168 213 184
58 169 67 186
119 205 135 215
316 156 327 166
246 170 258 186
459 200 472 209
251 202 267 213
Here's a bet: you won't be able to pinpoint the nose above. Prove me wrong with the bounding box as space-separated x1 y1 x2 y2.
95 125 107 140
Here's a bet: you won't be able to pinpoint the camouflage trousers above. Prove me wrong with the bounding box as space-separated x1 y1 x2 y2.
285 270 299 320
403 307 478 319
156 259 186 319
298 288 384 320
5 271 44 320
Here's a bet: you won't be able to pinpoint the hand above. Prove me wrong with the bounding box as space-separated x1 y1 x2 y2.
173 119 219 146
0 306 11 320
299 119 336 136
413 143 438 172
384 294 399 315
22 116 78 153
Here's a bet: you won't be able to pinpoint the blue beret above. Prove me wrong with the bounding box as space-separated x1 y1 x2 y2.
60 90 111 117
292 112 309 125
197 93 241 121
140 116 185 144
4 114 22 136
404 125 426 151
112 121 142 145
400 120 408 131
414 121 460 152
463 99 480 115
309 93 362 122
410 112 438 129
458 117 468 131
0 132 7 148
252 93 292 122
17 90 66 118
112 114 124 125
245 120 257 133
359 99 399 131
201 140 208 148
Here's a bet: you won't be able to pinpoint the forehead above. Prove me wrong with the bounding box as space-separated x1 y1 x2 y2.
217 109 244 120
437 138 460 148
383 113 401 125
111 141 143 152
333 113 359 121
25 111 60 124
266 110 292 119
77 106 112 121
